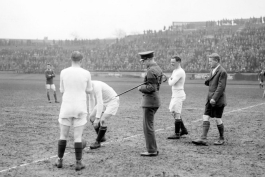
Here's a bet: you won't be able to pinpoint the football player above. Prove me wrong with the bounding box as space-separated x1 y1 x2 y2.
45 63 59 103
88 80 120 149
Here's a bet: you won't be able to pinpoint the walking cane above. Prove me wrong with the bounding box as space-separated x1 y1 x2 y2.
115 82 147 97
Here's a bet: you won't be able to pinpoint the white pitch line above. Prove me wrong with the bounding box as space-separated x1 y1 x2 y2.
183 108 203 110
192 102 265 123
1 102 265 173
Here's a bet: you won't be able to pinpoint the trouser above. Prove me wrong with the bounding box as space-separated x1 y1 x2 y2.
143 107 159 153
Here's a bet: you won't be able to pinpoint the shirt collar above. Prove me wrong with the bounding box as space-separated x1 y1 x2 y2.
213 64 220 71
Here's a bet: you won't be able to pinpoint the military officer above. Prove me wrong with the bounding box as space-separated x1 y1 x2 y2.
138 51 163 156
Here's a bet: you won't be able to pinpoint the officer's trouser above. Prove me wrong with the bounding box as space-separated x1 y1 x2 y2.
143 107 159 153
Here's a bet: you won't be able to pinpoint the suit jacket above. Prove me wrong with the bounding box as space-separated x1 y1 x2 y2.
204 65 227 107
139 62 163 108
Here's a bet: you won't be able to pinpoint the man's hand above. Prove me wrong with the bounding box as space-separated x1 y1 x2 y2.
210 99 216 105
138 86 141 91
93 118 100 128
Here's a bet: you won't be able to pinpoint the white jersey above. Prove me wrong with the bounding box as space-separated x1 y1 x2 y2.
88 80 118 118
59 66 92 119
168 67 186 97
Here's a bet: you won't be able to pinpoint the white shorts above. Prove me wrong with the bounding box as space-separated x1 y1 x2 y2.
58 113 87 127
46 84 56 91
169 90 186 113
92 97 120 116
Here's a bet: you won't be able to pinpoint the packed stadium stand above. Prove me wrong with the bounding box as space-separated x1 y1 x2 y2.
0 16 265 74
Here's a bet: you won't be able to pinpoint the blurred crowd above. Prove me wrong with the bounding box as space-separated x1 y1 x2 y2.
1 17 265 74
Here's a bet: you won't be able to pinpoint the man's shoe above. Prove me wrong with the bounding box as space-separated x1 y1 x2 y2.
180 129 188 136
55 158 63 168
192 138 207 146
75 160 85 171
167 133 180 139
48 100 52 103
90 141 101 149
55 101 60 103
140 151 159 157
214 139 224 145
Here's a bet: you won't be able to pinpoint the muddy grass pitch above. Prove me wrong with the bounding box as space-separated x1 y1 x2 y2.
0 74 265 177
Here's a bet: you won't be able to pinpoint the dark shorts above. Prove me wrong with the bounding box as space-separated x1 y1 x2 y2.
204 102 224 118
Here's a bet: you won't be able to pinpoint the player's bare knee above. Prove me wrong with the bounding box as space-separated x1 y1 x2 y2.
215 118 223 125
202 115 210 121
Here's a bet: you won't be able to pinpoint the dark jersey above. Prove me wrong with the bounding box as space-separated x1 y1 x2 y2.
45 69 55 84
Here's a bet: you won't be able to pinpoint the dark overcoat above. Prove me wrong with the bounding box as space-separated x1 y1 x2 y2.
205 65 227 107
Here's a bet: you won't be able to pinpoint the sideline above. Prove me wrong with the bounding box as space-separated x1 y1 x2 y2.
1 102 265 173
192 102 265 122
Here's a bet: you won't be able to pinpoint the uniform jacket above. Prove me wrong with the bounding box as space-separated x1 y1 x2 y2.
205 65 227 107
139 62 163 108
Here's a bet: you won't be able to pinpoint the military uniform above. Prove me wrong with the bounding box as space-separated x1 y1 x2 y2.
138 51 163 156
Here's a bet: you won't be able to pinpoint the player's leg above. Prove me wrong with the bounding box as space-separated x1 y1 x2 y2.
214 118 224 145
73 115 87 171
192 115 210 146
167 111 181 139
178 96 188 136
46 85 51 103
168 97 185 139
192 102 212 145
89 107 106 142
262 83 265 98
90 98 119 149
51 84 59 103
55 122 70 168
90 113 111 149
213 107 225 145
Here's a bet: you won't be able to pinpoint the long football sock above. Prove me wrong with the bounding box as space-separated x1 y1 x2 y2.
201 121 210 139
96 126 107 142
179 119 187 131
47 93 50 101
217 124 224 140
74 142 83 160
54 92 58 102
174 119 181 134
58 140 67 158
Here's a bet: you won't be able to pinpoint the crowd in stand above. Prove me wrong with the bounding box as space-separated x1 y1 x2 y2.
1 16 265 74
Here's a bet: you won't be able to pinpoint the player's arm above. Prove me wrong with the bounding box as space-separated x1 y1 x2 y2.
51 71 55 78
88 91 96 114
45 71 51 79
168 71 181 86
59 71 64 94
86 72 93 94
94 85 104 119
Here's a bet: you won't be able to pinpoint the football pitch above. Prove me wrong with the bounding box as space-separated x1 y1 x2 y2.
0 74 265 177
